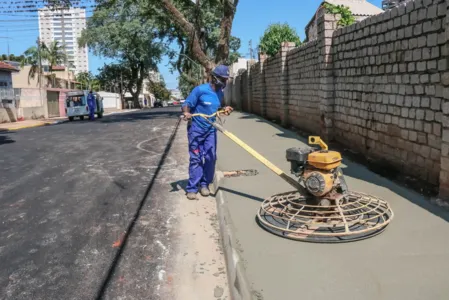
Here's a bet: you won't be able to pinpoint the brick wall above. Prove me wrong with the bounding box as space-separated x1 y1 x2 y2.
241 70 249 112
287 40 321 133
332 0 446 184
264 53 282 121
227 0 449 198
250 62 263 116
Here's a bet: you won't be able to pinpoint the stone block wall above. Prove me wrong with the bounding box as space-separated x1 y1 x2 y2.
241 70 249 112
226 0 449 198
264 53 282 121
250 62 263 116
286 40 321 133
332 0 446 185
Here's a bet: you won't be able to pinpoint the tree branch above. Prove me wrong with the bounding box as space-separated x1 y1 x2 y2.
160 0 214 72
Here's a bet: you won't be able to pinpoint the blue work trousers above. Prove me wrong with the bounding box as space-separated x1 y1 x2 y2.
88 103 95 120
186 123 217 193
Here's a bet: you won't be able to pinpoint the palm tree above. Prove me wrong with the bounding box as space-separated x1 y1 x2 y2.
20 42 47 85
46 41 67 87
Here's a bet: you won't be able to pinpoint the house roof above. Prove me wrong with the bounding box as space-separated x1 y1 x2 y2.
51 65 66 71
324 0 383 16
305 0 383 37
0 61 19 72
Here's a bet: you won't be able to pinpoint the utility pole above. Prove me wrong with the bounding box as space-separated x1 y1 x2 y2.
249 40 254 60
6 28 10 60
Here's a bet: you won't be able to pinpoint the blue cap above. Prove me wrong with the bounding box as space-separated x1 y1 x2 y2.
212 65 230 78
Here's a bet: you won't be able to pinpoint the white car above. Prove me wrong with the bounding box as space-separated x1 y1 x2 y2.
180 99 186 105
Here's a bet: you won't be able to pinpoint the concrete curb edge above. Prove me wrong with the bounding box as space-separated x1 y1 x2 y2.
213 171 255 300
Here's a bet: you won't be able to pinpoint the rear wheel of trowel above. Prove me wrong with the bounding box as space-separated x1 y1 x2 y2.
256 190 394 243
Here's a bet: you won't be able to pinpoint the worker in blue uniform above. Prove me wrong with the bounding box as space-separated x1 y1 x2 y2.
182 65 233 200
87 90 96 121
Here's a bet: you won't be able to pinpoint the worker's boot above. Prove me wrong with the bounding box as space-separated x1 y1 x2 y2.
200 187 210 197
186 192 197 200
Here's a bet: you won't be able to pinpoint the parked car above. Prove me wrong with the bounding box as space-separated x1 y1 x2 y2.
167 100 175 106
180 99 186 105
154 100 163 108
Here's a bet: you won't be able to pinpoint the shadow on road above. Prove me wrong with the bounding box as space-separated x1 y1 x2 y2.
0 130 15 145
236 112 449 223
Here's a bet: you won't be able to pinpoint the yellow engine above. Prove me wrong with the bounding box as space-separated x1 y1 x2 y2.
286 137 347 199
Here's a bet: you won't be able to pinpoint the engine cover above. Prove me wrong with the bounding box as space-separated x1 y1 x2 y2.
286 147 314 175
303 170 334 197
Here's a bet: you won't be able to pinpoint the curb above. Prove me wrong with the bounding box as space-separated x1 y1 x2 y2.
2 121 55 131
3 109 139 131
213 171 256 300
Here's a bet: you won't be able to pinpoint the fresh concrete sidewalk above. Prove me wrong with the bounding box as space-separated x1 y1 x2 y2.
215 112 449 300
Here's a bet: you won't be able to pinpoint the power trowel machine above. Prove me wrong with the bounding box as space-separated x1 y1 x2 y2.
187 111 394 243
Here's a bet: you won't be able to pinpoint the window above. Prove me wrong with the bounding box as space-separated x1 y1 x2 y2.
0 82 8 87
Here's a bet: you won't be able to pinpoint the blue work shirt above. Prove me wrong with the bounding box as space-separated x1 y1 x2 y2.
87 93 95 108
182 83 224 132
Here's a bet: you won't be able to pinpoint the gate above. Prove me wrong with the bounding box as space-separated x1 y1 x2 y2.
47 91 60 118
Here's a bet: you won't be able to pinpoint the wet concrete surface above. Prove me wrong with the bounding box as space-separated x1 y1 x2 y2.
216 112 449 300
0 108 185 299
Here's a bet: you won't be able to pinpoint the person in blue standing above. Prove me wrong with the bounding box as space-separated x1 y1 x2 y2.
182 65 233 200
87 90 96 121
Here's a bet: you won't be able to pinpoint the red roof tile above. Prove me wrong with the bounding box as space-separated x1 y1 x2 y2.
0 61 19 72
51 66 66 71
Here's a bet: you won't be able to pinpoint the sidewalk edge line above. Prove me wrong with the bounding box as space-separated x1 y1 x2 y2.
213 171 255 300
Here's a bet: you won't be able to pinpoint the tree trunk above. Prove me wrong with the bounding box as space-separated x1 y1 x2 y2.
215 0 239 64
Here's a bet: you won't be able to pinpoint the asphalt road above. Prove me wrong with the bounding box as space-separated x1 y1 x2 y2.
0 107 184 300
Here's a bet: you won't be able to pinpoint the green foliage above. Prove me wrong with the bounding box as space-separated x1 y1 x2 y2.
148 80 170 100
259 23 301 57
0 54 25 62
45 41 66 71
20 43 47 85
76 71 96 90
79 0 165 103
323 3 356 27
96 63 131 94
178 74 195 99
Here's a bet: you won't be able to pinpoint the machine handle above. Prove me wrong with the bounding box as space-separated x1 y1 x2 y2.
308 136 328 151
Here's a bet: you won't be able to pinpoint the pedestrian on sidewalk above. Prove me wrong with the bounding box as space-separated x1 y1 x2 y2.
182 65 233 200
87 90 96 121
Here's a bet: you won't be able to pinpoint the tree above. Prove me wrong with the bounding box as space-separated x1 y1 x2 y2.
146 0 240 74
259 23 301 57
76 71 96 90
45 41 67 86
20 42 47 85
96 63 130 95
79 0 165 107
0 54 25 62
148 80 171 100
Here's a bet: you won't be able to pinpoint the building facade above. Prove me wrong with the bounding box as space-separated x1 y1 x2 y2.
38 7 89 74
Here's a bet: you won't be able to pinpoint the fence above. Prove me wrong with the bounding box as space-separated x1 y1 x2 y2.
226 0 449 199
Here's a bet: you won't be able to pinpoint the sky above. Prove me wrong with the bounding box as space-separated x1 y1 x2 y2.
0 0 383 89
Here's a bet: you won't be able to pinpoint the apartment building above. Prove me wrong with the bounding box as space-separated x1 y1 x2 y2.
38 7 89 74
